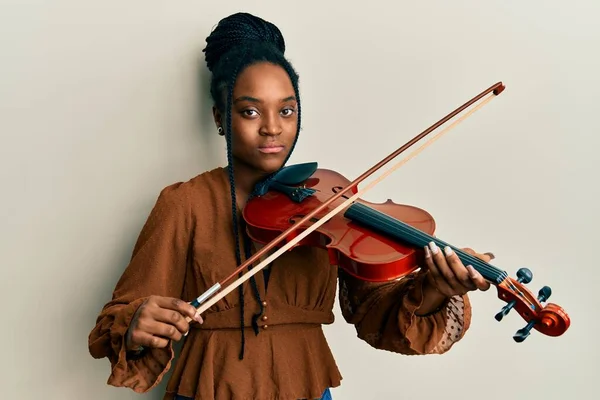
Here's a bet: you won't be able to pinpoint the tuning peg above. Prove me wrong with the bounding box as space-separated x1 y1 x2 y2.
516 267 533 284
538 286 551 302
495 300 516 321
513 320 536 343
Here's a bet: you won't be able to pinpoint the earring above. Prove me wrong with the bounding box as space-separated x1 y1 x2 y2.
217 126 224 136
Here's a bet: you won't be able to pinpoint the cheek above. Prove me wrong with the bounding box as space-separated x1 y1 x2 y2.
282 117 298 135
230 117 258 150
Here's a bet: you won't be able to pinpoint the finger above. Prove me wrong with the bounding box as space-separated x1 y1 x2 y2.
462 247 495 263
442 246 477 291
154 296 202 323
136 317 185 342
424 244 455 295
151 307 191 335
129 329 170 349
466 265 491 291
429 242 464 292
192 310 204 324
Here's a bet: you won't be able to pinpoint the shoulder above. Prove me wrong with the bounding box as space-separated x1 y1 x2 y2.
153 167 227 215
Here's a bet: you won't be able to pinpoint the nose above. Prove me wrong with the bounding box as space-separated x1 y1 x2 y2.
259 112 283 136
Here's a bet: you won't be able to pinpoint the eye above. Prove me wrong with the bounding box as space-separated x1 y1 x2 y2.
280 108 295 117
241 109 259 118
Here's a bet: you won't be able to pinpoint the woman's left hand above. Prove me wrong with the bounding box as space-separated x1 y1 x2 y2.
424 242 493 297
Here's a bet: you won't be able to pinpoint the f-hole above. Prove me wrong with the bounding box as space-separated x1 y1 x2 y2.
289 214 320 225
332 186 351 200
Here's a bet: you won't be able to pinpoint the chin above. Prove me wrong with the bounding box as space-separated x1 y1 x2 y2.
257 158 286 175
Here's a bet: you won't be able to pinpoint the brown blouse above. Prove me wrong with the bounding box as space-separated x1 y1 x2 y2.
88 167 472 400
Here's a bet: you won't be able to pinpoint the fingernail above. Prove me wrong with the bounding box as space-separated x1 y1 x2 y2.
424 246 431 258
428 241 439 254
466 265 476 277
444 246 453 256
484 252 495 260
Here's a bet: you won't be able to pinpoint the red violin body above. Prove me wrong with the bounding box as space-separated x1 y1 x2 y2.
244 168 434 282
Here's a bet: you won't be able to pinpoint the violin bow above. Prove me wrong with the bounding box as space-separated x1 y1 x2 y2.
186 82 505 318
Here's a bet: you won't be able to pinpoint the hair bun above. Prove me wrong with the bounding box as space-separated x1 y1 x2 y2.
203 12 286 72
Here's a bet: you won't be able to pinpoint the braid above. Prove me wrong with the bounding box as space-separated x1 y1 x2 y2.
222 56 247 358
203 12 301 360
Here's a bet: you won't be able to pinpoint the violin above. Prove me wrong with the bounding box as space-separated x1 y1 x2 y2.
188 82 570 343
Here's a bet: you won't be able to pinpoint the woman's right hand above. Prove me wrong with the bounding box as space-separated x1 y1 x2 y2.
125 296 203 350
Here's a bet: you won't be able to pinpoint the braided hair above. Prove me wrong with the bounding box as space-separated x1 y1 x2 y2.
202 12 301 360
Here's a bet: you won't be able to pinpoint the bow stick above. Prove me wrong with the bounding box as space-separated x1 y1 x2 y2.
187 81 505 321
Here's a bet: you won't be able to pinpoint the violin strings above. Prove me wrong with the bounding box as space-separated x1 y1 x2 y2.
345 203 507 283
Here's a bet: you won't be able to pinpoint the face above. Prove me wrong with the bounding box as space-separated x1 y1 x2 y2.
213 62 298 176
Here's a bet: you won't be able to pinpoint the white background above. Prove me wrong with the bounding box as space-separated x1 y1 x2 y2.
1 0 597 399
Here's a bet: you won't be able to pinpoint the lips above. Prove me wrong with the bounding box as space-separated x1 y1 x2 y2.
258 143 285 154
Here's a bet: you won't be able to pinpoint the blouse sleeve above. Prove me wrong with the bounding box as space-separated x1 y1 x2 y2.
338 269 472 355
88 183 193 393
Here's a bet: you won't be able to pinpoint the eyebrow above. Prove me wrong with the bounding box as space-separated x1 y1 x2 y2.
234 95 296 103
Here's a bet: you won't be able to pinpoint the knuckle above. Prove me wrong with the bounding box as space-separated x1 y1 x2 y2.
171 311 181 322
168 325 177 337
150 337 161 348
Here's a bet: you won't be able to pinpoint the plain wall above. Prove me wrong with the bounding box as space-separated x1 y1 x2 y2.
1 0 598 398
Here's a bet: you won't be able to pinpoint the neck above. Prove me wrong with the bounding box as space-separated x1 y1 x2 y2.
226 158 271 207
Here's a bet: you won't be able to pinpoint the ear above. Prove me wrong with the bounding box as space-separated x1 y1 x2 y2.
212 106 222 128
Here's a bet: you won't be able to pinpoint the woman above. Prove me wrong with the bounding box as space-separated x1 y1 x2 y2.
88 12 492 400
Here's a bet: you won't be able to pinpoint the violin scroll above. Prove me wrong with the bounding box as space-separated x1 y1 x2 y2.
494 268 570 342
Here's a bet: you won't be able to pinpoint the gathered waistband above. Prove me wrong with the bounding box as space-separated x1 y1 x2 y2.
189 322 323 332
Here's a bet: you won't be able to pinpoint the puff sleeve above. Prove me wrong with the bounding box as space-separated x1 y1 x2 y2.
88 183 193 393
338 269 472 355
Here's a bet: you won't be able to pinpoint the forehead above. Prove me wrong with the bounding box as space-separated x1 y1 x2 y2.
233 62 294 98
